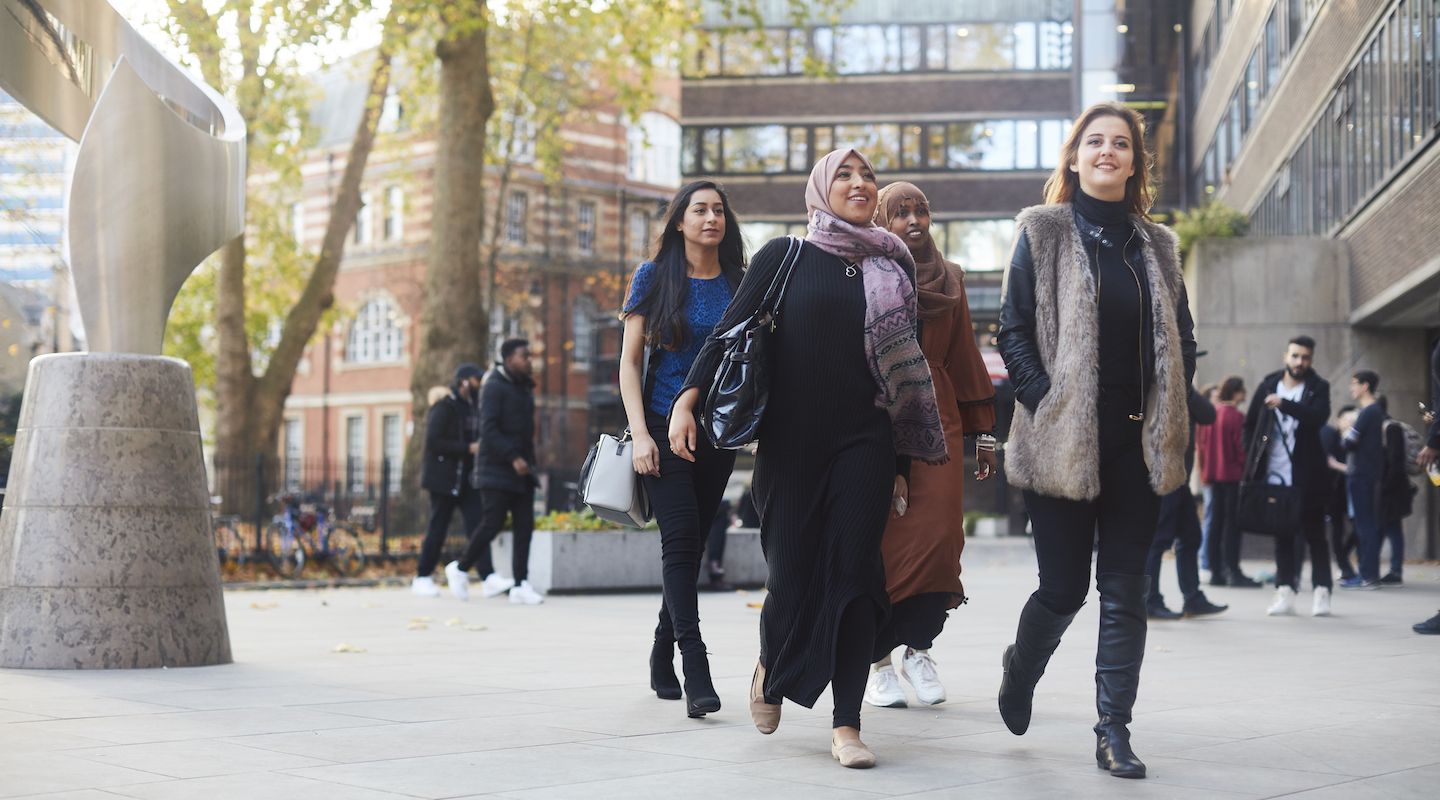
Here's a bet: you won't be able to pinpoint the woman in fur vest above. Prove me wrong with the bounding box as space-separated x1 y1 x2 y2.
995 102 1197 779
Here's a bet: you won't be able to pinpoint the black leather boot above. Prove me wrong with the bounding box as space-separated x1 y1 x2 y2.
999 594 1080 735
681 648 721 718
649 636 681 701
1094 573 1149 779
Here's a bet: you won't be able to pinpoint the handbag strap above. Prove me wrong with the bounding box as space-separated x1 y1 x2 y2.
756 235 803 328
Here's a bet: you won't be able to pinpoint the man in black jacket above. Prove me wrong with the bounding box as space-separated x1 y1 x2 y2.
1243 335 1333 617
1146 386 1227 619
450 339 543 605
414 363 485 597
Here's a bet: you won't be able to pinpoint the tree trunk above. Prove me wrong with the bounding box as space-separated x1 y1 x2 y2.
402 7 494 502
211 20 400 515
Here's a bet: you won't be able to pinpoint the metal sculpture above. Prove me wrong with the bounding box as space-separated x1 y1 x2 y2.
0 0 246 353
0 0 242 668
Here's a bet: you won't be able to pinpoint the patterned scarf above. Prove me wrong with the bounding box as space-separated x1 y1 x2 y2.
804 149 948 465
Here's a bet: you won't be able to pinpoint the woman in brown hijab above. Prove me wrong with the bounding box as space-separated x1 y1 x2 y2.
863 182 998 709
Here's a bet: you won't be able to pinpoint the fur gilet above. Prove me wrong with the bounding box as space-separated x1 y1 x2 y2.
1003 203 1189 501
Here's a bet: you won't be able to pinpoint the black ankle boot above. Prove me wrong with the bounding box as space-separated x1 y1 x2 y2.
998 594 1080 735
1094 573 1149 779
681 649 721 718
650 638 681 701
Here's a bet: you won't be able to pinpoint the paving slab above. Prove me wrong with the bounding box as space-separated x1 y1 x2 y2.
1 540 1437 799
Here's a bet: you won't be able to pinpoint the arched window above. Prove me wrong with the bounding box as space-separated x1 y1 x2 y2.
346 297 404 364
572 294 598 365
627 112 681 187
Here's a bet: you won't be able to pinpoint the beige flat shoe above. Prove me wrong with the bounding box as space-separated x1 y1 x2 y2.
750 660 781 734
831 733 876 769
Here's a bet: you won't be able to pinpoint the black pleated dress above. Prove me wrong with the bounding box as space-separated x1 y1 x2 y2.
684 237 907 708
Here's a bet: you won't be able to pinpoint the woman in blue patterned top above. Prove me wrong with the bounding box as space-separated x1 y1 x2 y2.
620 180 745 719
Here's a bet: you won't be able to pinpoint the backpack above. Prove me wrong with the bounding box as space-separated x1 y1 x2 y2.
1383 419 1424 477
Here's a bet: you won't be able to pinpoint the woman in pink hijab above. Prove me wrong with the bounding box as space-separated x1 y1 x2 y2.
676 149 946 769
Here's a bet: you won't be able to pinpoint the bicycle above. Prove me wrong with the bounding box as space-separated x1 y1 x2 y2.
264 495 367 578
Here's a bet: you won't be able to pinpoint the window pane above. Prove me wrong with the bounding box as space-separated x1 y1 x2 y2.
1040 120 1067 167
1015 120 1040 169
835 25 898 74
1265 11 1282 90
1040 21 1073 69
789 127 810 172
1013 22 1038 70
901 124 924 168
901 26 924 71
948 24 1014 71
926 125 946 167
944 219 1013 271
833 123 901 170
814 126 833 157
924 24 947 70
722 125 787 172
949 121 1015 169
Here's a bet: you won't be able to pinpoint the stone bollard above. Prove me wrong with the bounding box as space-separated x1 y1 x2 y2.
0 353 232 668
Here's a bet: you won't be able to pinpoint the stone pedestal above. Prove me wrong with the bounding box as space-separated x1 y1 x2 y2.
0 353 231 668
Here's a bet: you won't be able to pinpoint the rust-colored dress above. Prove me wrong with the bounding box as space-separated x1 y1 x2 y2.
881 265 996 607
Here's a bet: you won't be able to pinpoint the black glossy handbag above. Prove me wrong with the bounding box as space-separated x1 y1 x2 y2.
1238 412 1301 538
703 236 803 450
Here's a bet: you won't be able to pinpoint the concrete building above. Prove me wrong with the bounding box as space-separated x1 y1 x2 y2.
680 0 1187 343
0 90 81 387
278 61 680 506
1186 0 1440 555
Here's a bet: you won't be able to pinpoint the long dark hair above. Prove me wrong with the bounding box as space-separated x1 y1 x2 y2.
623 180 746 352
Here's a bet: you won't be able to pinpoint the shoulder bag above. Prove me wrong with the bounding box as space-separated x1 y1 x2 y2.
1237 410 1301 537
579 344 653 528
703 235 803 450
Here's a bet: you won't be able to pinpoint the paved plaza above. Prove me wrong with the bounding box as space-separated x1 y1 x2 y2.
1 538 1438 799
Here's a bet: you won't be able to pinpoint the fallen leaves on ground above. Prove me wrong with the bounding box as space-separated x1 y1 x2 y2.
249 602 279 610
333 643 366 653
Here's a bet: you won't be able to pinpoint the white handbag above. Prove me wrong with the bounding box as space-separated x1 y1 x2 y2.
578 345 653 528
579 431 650 528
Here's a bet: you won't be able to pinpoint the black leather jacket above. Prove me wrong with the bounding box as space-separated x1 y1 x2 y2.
998 213 1197 413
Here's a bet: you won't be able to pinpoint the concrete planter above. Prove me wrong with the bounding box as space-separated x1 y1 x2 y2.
485 527 766 594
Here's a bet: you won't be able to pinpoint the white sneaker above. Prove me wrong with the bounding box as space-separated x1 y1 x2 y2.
444 561 470 601
411 576 440 597
509 580 544 605
899 648 947 705
863 666 907 708
480 573 515 599
1266 586 1297 616
1312 586 1332 617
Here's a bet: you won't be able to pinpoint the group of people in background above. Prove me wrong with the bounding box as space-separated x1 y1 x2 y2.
1185 335 1435 621
411 340 545 606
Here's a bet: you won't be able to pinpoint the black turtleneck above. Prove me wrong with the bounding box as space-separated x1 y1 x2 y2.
1073 190 1151 397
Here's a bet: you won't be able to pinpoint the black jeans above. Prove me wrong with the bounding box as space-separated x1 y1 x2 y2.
1146 485 1202 602
418 487 484 578
1325 492 1356 578
1205 481 1243 578
1275 500 1331 590
1024 393 1162 616
873 592 952 658
642 412 736 654
458 488 536 581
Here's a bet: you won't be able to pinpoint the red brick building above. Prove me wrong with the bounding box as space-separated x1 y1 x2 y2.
277 63 681 504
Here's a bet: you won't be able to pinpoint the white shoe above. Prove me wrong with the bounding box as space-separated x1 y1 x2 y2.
509 580 544 605
411 576 440 597
863 666 907 708
899 647 947 705
1312 586 1332 617
444 561 470 601
1266 586 1297 616
481 573 515 599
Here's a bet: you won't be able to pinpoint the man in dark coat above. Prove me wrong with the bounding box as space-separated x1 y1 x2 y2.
1146 386 1227 619
450 339 543 604
1243 335 1333 616
414 363 485 597
1414 339 1439 634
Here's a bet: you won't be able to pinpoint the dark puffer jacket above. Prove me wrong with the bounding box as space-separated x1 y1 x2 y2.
476 364 537 493
421 390 479 495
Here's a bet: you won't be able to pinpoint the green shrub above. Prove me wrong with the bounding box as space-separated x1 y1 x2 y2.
1172 202 1249 260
